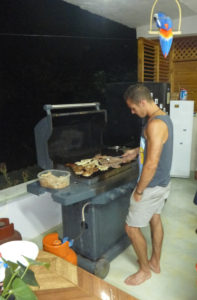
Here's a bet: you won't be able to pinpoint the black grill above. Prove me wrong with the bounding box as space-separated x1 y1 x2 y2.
28 102 139 278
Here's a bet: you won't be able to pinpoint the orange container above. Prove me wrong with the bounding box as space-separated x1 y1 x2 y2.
43 233 77 266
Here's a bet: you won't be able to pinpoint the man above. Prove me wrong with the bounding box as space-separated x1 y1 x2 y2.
122 84 173 285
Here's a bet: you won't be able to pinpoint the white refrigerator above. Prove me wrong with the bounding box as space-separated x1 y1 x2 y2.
170 100 194 178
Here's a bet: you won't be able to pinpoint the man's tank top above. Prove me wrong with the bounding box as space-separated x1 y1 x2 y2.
138 115 173 187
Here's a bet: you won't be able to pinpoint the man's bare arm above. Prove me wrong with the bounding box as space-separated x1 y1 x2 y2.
136 119 167 194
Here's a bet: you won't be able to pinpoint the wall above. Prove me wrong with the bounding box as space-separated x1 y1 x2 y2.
137 33 197 112
0 184 62 244
169 36 197 112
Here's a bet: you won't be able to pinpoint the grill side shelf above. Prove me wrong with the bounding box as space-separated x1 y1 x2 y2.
26 180 95 202
27 161 138 206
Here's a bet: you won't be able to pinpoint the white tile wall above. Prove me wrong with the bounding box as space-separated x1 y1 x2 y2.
0 190 62 240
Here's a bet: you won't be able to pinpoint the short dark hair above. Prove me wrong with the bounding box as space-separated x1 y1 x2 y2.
124 84 152 104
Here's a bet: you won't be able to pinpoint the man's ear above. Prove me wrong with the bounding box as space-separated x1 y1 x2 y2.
140 99 147 106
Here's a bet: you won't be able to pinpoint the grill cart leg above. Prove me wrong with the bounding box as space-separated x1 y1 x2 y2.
78 255 110 279
77 234 130 279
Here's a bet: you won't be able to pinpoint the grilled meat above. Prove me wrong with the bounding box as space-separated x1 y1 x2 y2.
66 155 125 177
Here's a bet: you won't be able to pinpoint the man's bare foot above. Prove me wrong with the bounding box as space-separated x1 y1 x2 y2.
124 270 151 285
149 261 160 273
136 259 160 273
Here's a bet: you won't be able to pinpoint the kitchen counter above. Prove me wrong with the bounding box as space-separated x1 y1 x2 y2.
32 250 138 300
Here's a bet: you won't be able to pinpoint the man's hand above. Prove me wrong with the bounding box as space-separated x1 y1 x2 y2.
122 147 139 163
133 187 142 202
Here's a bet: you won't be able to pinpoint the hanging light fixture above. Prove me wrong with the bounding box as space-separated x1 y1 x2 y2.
148 0 182 58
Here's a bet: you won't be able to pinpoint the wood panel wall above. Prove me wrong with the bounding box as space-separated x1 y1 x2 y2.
138 36 197 112
138 38 158 82
170 36 197 111
138 37 170 83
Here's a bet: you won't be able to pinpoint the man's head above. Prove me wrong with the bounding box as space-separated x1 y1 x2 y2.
124 84 153 117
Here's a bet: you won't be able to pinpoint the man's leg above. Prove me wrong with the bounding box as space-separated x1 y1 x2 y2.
149 214 163 273
124 224 151 285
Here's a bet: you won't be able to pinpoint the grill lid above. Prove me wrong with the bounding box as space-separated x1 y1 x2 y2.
34 103 107 169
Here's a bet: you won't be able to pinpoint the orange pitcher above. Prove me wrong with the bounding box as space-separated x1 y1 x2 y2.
43 233 77 265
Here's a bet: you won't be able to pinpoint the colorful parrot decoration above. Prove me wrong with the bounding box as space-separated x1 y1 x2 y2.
154 12 173 58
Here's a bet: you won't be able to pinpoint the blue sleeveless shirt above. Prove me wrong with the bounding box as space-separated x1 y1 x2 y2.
138 115 173 187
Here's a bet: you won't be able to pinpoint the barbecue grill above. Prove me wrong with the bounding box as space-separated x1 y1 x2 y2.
28 102 139 278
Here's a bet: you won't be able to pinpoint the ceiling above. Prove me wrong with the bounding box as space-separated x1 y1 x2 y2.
63 0 197 30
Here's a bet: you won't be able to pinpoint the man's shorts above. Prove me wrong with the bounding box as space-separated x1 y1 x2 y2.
126 182 171 228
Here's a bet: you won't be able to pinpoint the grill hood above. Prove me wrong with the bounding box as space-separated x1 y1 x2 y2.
34 103 107 169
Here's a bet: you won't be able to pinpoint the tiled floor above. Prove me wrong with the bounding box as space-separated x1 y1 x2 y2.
105 176 197 300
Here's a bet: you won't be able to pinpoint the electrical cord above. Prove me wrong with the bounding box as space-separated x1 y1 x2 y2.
69 201 91 243
81 201 91 223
